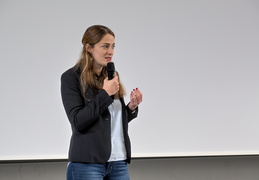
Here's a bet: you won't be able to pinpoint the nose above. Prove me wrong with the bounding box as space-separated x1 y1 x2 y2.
107 46 114 55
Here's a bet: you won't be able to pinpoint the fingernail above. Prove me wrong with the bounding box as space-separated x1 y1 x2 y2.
136 88 138 90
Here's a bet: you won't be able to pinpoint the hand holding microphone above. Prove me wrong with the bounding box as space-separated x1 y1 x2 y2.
103 75 119 96
103 62 119 96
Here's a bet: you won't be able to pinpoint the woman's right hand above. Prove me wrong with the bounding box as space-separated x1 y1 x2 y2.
103 75 120 96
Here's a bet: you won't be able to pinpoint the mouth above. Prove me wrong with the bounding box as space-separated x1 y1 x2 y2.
105 57 112 62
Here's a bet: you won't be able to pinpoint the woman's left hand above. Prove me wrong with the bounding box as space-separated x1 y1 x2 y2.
128 88 143 111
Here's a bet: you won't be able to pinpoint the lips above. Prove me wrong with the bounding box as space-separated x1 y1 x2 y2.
105 57 112 61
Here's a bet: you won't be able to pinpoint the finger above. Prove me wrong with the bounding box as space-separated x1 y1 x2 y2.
135 88 143 98
136 88 143 97
130 91 137 105
129 98 137 110
133 89 142 103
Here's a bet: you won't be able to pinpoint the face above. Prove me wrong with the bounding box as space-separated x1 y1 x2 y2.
87 34 115 72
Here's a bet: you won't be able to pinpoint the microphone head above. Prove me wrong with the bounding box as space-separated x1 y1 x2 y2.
107 62 115 71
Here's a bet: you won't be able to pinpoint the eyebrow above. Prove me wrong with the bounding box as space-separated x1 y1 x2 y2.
101 43 115 45
100 43 115 47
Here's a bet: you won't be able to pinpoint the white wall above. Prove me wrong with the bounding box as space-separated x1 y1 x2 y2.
0 0 259 160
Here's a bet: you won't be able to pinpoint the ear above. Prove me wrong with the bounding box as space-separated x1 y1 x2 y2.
85 44 92 53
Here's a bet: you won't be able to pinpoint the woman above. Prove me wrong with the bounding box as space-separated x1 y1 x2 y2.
61 25 142 180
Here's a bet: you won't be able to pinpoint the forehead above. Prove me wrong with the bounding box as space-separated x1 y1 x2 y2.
99 34 115 43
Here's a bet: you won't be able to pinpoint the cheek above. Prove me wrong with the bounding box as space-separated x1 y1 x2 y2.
92 50 105 61
93 49 102 55
92 50 100 58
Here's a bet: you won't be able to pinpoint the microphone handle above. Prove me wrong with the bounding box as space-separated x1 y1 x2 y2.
107 70 115 99
108 70 114 80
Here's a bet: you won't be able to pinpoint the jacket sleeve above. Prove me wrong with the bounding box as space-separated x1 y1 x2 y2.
61 69 113 132
126 104 139 122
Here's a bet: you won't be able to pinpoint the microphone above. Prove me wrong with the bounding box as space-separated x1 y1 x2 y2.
107 62 115 99
107 62 115 80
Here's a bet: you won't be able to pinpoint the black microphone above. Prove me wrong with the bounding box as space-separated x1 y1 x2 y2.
107 62 115 99
107 62 115 80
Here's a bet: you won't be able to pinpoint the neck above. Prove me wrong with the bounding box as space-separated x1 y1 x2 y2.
93 64 103 76
95 69 102 76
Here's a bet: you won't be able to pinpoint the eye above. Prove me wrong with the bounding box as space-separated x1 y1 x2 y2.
102 45 109 49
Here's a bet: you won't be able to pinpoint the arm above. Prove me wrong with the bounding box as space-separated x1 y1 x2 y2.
61 70 113 132
126 105 138 122
127 88 143 122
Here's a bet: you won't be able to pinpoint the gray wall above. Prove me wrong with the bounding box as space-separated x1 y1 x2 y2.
1 156 259 180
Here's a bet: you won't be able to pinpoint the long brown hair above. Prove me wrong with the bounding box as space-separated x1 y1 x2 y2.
74 25 126 100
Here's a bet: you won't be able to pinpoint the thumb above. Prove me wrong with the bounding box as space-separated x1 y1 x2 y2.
113 75 119 81
103 77 108 83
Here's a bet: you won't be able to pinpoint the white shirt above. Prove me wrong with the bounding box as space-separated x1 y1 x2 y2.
108 99 127 162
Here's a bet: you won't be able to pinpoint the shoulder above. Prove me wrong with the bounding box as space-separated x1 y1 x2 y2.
60 67 82 90
61 67 80 81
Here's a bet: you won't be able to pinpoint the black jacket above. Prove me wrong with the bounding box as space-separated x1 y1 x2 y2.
61 68 138 164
